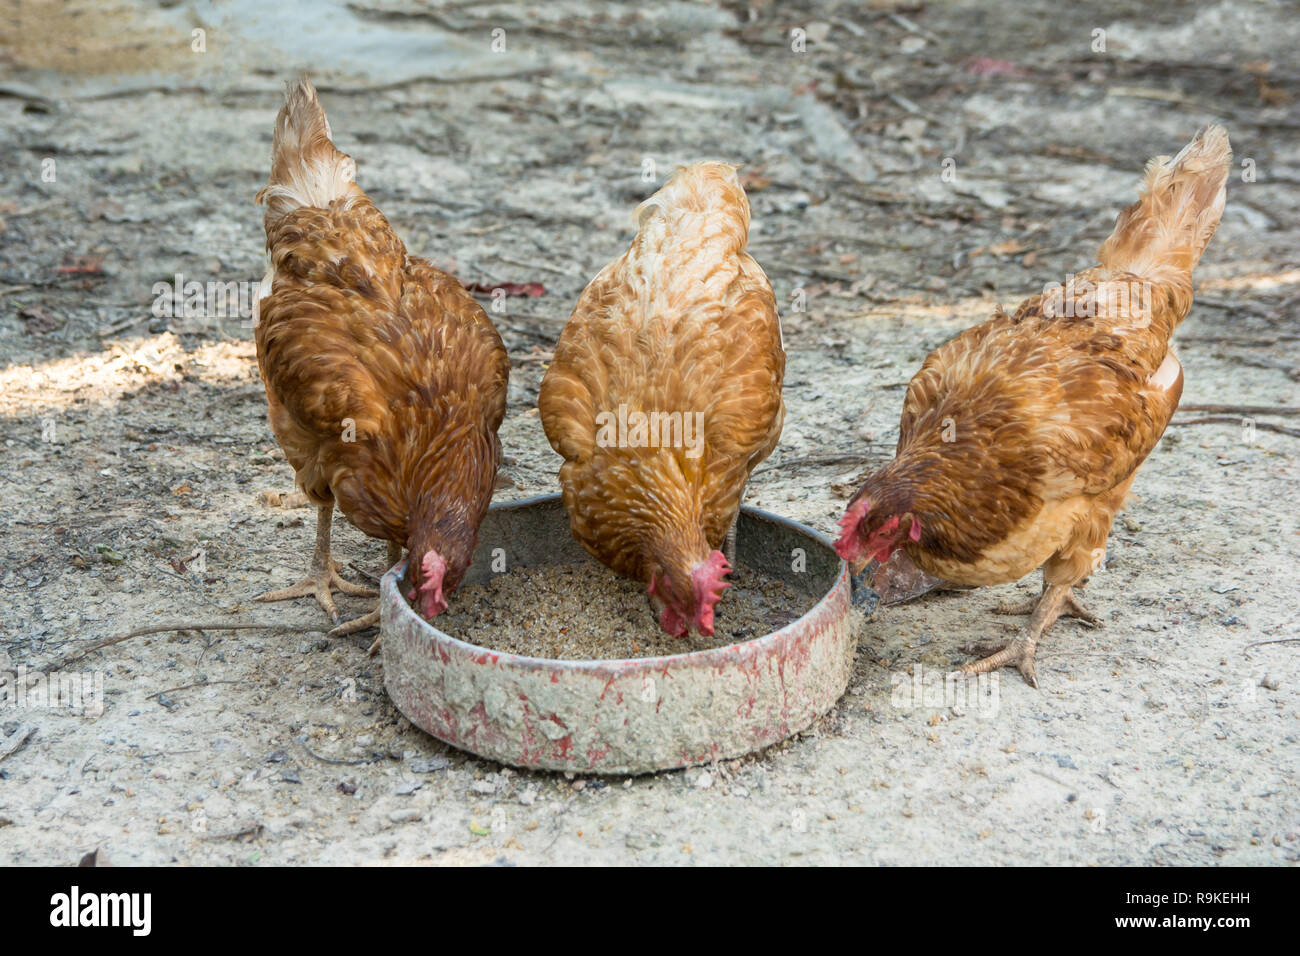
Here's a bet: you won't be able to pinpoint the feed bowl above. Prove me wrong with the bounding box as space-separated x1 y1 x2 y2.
381 493 859 775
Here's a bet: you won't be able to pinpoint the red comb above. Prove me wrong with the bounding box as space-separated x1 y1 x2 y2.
691 550 732 636
834 498 870 560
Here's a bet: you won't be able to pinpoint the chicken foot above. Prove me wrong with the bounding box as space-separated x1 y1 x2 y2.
325 541 403 654
258 504 376 622
992 586 1098 622
959 583 1098 688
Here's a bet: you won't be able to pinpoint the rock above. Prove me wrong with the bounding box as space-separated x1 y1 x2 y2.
410 756 450 774
805 21 831 43
388 808 421 824
624 829 660 850
687 769 713 790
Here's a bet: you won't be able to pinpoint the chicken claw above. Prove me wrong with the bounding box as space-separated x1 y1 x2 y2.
329 609 379 638
258 504 375 622
330 542 401 652
961 636 1043 688
991 586 1098 624
960 583 1098 688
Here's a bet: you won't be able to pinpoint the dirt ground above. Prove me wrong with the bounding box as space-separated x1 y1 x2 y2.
1 0 1297 865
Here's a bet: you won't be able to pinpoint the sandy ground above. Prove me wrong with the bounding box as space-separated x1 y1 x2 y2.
1 0 1297 865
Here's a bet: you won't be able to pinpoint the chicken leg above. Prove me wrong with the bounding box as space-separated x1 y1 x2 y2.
258 504 375 622
959 583 1098 688
724 480 748 569
724 515 738 568
329 540 403 650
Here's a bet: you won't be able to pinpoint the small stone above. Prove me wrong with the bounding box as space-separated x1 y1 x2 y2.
388 808 421 824
625 829 659 850
518 789 537 806
687 769 713 790
804 21 831 43
410 757 450 774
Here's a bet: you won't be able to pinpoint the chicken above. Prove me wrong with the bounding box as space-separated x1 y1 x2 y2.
539 163 785 637
252 78 509 642
835 126 1232 686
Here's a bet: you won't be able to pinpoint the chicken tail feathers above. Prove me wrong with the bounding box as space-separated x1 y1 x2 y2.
1097 125 1231 296
256 77 358 224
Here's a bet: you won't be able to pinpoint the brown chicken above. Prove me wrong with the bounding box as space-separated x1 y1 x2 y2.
539 163 785 637
835 126 1232 686
253 78 509 640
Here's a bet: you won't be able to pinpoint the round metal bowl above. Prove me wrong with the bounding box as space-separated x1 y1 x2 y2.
380 493 857 775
